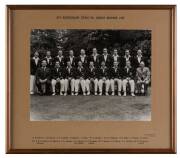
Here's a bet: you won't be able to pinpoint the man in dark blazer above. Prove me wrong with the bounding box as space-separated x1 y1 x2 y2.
30 51 40 94
122 49 134 68
85 61 99 95
51 61 65 96
89 47 101 68
36 60 51 95
122 60 135 96
110 61 123 96
54 49 66 68
64 61 76 96
74 61 86 96
65 50 76 67
111 48 123 68
44 51 53 69
99 48 113 68
133 49 147 69
76 49 89 68
98 61 111 95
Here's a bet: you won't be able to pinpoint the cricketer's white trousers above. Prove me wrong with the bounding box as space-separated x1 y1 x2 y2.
85 79 98 92
122 79 135 92
51 79 65 93
74 79 86 93
30 75 35 93
110 79 122 92
64 79 75 93
98 79 110 92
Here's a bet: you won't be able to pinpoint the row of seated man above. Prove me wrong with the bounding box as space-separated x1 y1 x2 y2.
30 57 151 96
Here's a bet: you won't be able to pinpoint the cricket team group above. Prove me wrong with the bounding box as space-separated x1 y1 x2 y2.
30 47 151 96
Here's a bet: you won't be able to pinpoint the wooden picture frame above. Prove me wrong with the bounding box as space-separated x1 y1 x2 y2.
6 5 176 153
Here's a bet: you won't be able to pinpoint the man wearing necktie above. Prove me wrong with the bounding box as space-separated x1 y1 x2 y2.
51 61 65 96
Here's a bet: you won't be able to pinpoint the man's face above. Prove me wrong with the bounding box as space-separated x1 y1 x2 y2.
58 50 63 56
55 62 60 68
140 62 145 68
67 61 71 67
103 48 108 54
114 49 118 55
42 60 47 67
46 51 51 57
34 52 39 58
80 49 85 56
92 48 97 54
126 61 131 67
125 50 130 56
101 62 105 67
78 61 82 67
114 62 118 67
89 62 94 67
69 50 74 56
137 50 142 56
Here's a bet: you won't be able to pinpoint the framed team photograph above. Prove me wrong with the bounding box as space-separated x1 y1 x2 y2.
7 5 176 153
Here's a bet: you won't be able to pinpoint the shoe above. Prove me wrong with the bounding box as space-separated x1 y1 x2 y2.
52 92 56 96
60 92 63 95
30 92 34 95
123 92 126 97
64 93 67 96
75 92 78 96
118 92 121 96
94 92 97 96
131 93 135 97
71 92 74 96
83 92 86 96
106 92 109 96
99 92 102 96
111 92 114 96
87 91 90 95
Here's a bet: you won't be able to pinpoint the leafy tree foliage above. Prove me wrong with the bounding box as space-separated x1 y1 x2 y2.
31 29 151 59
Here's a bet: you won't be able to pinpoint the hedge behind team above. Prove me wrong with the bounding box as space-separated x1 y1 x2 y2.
30 48 151 96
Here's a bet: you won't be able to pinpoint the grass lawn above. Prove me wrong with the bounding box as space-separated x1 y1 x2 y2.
30 95 151 121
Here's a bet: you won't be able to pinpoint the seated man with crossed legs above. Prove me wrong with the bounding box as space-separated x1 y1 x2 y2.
98 61 110 96
122 60 135 97
64 61 76 96
110 61 123 96
85 61 99 95
74 61 86 96
36 60 51 95
51 61 65 96
136 61 151 95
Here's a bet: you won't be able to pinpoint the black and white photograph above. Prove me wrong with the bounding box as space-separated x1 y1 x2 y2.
30 29 151 121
